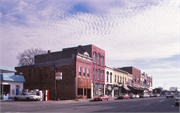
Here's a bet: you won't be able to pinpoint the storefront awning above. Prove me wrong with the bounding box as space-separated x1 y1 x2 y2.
123 86 131 91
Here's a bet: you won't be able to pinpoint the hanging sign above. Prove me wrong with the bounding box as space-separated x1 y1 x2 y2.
55 72 62 80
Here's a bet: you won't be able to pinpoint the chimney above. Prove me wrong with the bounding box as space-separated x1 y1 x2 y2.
48 50 51 53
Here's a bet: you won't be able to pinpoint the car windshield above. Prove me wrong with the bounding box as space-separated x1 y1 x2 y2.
28 93 34 95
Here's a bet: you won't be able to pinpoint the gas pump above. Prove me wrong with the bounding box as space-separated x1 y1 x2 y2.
42 90 49 101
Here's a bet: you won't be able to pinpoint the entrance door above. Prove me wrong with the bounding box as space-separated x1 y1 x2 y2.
87 89 91 98
16 88 19 95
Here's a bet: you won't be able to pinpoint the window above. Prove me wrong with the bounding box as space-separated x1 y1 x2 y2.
110 72 112 83
115 75 116 82
123 77 124 84
93 52 96 64
133 76 136 82
94 68 96 80
98 69 100 80
137 78 140 83
101 56 104 66
78 88 83 95
87 68 90 78
79 66 81 76
117 76 119 82
120 76 121 82
83 67 85 77
106 72 109 82
102 71 104 81
98 54 100 65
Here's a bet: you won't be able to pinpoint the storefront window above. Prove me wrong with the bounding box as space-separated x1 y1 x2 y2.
2 85 10 96
78 88 83 95
84 89 86 95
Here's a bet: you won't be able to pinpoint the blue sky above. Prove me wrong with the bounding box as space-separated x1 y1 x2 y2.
0 0 179 90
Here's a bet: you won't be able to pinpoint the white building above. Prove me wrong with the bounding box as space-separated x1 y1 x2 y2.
0 66 25 100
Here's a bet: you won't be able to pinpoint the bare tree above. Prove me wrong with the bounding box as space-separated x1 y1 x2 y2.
17 48 47 66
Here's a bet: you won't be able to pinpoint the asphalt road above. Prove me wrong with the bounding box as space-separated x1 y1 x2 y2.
1 97 179 112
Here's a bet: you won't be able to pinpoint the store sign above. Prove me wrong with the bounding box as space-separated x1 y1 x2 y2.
55 72 62 80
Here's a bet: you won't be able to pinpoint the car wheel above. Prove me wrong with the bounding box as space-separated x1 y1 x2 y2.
14 97 18 101
26 98 30 101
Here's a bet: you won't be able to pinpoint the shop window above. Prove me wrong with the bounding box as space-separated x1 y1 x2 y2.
3 85 10 96
78 88 83 95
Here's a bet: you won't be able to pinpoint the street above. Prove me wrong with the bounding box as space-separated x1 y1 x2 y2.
1 97 179 112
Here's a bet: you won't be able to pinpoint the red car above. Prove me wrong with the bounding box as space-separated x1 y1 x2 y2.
117 94 130 99
93 95 110 101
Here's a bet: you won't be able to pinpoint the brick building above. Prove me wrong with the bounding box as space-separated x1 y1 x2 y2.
15 44 105 99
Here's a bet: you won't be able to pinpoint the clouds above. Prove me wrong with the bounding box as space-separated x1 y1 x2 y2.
0 0 179 89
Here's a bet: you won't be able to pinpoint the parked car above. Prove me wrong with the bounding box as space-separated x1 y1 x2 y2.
135 94 139 98
117 94 130 99
149 94 154 97
166 93 174 98
154 94 160 97
129 94 136 99
93 95 110 101
14 93 41 101
175 94 180 106
140 94 149 98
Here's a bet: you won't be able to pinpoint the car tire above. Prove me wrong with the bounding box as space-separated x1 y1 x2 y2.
26 98 30 101
14 97 18 101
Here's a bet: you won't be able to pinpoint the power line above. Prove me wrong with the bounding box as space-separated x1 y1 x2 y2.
0 0 48 17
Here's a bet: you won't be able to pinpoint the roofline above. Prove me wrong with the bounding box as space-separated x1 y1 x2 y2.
113 68 128 74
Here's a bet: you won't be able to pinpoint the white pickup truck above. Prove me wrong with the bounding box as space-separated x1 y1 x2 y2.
14 93 41 101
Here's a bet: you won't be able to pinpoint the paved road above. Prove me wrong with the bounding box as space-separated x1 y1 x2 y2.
1 97 179 112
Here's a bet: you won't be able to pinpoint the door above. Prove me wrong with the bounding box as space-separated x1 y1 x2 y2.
16 88 19 95
87 89 91 98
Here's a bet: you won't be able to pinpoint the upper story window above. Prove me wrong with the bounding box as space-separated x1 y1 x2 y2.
106 71 109 82
120 76 121 82
83 67 85 77
102 70 104 81
117 76 119 82
133 76 136 82
93 52 97 64
110 72 112 83
87 68 90 78
137 78 140 83
94 68 96 80
101 56 104 66
98 69 100 80
79 66 81 76
115 75 116 82
123 77 124 84
98 54 100 65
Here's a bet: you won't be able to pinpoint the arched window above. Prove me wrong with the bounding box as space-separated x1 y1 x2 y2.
101 56 104 66
98 69 100 80
98 54 100 65
115 75 116 82
110 72 112 83
102 71 104 81
93 52 96 64
94 68 96 80
106 71 109 82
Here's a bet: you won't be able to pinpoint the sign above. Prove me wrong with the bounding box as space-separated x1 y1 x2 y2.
55 72 62 80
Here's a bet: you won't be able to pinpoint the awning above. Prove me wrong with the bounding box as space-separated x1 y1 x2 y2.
123 86 131 91
114 84 122 87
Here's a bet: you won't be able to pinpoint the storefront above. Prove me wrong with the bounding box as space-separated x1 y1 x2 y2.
105 84 113 96
93 83 104 97
0 74 25 100
114 84 121 97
